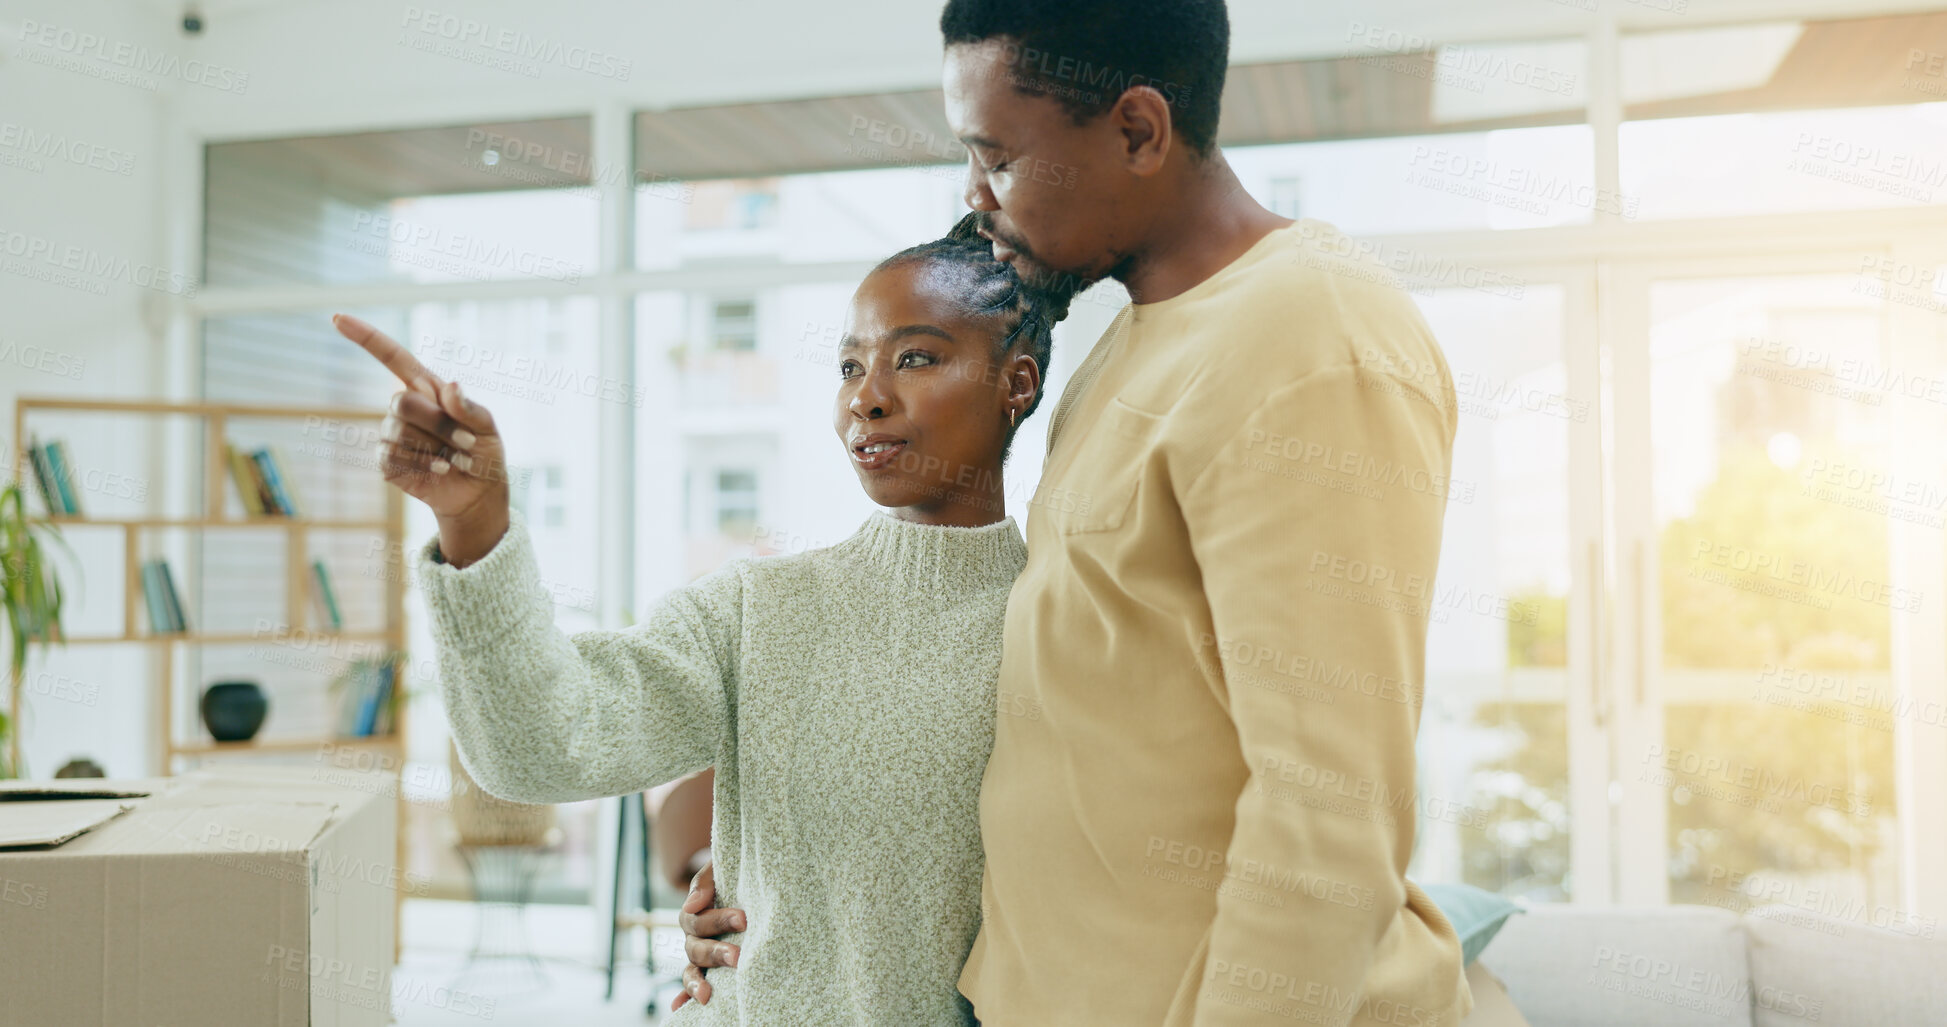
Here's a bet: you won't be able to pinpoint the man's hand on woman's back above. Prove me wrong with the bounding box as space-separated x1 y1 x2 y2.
668 861 746 1010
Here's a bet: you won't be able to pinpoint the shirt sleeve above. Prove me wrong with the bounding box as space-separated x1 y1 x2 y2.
414 504 740 805
1172 360 1462 1026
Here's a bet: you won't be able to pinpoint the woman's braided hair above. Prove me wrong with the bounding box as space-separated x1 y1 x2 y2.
872 211 1082 461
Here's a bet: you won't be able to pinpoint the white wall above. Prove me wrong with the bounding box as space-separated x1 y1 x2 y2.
1 0 181 778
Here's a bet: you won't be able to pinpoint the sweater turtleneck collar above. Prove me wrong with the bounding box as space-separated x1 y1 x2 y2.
844 508 1027 593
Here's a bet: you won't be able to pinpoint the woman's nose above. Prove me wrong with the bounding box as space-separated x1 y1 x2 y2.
850 369 894 418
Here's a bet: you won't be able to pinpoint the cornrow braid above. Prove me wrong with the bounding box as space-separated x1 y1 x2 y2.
873 211 1082 461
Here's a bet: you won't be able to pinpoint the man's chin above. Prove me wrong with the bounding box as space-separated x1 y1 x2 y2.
1013 256 1092 295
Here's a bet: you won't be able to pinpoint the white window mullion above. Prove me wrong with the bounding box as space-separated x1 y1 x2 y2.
1887 239 1947 922
1566 264 1618 905
591 98 638 961
1606 259 1669 907
594 99 636 631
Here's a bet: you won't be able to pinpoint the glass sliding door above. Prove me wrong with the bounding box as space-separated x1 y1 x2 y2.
1617 266 1922 913
1407 276 1606 902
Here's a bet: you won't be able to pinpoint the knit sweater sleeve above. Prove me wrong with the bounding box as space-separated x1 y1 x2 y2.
413 504 741 805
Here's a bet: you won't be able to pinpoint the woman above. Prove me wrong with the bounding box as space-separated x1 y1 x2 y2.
333 212 1075 1025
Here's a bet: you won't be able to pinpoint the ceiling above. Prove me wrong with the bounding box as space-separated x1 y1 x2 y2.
201 9 1947 197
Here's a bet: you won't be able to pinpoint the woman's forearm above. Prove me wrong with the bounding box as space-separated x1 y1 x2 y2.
418 505 742 804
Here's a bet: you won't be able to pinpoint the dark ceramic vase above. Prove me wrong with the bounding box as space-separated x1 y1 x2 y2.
54 757 106 778
200 680 268 742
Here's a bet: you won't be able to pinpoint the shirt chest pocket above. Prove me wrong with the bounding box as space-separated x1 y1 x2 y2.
1037 397 1166 535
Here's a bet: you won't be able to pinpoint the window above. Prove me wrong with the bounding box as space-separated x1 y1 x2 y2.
1646 274 1901 909
716 469 759 534
1268 177 1303 220
204 116 597 289
1621 104 1947 221
1408 285 1577 901
683 179 781 232
1620 16 1947 220
711 299 759 352
1229 126 1602 235
198 119 607 906
542 465 566 528
180 11 1947 920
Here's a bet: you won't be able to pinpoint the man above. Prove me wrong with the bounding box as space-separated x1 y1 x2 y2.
679 1 1473 1023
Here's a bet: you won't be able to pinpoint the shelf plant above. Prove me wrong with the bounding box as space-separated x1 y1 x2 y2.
1 479 77 778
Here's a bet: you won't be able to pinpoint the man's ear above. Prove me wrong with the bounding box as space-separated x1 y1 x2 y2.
1112 86 1175 176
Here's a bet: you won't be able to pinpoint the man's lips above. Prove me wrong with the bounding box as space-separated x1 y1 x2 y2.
977 226 1019 262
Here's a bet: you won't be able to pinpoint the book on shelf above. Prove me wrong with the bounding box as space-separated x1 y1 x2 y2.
249 447 301 518
139 558 188 633
139 561 162 632
225 442 270 516
226 442 309 517
270 444 306 518
373 666 397 737
309 558 343 631
26 433 59 514
26 434 82 516
158 560 188 632
47 438 81 517
333 654 400 738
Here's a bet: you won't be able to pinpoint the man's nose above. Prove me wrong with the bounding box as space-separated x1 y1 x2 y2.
964 164 998 212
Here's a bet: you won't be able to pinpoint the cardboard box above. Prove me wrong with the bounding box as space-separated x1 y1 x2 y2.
0 763 397 1026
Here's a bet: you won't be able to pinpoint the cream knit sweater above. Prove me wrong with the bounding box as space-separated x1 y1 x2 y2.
414 503 1027 1026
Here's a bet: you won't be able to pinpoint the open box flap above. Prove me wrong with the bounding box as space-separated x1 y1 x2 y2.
0 798 140 849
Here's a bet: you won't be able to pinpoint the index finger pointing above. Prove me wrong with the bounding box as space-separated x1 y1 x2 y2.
332 313 443 396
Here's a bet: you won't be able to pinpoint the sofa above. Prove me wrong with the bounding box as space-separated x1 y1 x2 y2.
1475 902 1946 1026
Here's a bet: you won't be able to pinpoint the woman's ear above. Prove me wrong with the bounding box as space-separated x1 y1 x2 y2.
1008 351 1042 410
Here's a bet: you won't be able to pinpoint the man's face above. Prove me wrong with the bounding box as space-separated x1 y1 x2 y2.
943 40 1137 293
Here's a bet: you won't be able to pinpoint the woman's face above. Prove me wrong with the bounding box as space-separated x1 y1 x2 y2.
831 261 1036 525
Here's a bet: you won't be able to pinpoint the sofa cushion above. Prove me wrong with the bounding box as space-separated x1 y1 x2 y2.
1744 903 1947 1027
1478 905 1751 1027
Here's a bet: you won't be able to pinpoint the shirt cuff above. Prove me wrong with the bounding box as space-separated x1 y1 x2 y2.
413 504 547 646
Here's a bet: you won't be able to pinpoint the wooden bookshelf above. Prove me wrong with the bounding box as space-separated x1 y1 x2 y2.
9 396 413 961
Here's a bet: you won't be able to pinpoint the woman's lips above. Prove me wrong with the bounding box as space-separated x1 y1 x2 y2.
852 440 908 471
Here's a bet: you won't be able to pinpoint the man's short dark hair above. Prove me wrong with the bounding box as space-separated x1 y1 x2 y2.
940 0 1229 158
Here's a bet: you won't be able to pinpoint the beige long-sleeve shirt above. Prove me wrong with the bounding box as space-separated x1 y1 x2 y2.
958 219 1473 1026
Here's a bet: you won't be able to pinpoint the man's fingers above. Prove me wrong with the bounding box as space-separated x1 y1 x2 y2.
333 313 443 396
681 862 716 914
687 907 745 939
682 965 712 1005
683 933 718 967
683 932 739 968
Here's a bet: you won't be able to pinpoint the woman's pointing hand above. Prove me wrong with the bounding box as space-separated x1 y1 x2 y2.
333 313 510 567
